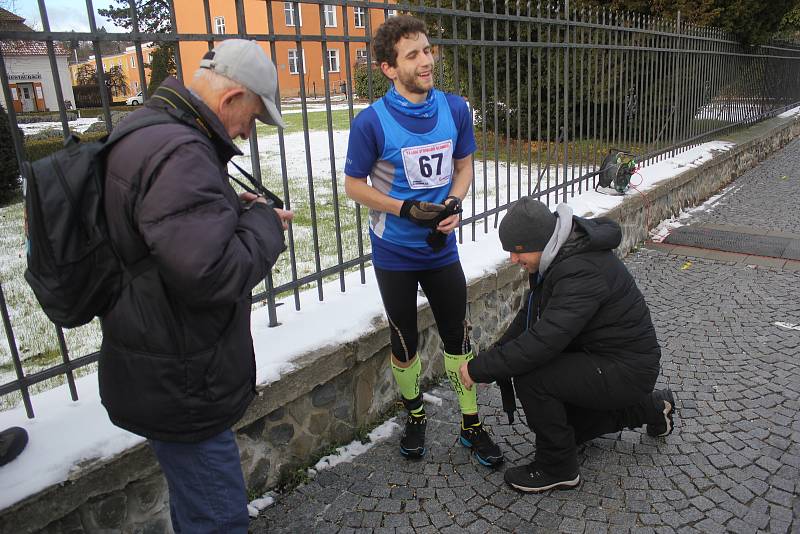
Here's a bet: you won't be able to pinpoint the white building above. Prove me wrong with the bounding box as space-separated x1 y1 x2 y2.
0 8 75 113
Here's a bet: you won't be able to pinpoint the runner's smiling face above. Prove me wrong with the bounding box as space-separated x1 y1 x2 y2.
382 32 434 103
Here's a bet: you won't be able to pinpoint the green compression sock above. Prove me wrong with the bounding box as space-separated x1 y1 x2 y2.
391 355 421 402
444 351 478 415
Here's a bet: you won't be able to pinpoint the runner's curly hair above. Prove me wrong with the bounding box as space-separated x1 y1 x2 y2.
372 15 429 68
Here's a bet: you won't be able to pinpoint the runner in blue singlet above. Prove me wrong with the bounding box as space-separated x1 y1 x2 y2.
345 15 503 467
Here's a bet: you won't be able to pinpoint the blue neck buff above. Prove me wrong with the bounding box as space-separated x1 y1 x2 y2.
384 84 437 119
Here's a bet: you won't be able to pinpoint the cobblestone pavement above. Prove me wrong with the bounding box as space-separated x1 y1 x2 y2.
251 142 800 533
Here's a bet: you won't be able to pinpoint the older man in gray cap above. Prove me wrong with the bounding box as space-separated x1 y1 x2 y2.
460 196 675 493
99 40 291 533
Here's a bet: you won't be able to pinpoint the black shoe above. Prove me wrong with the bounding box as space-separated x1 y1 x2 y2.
647 389 676 437
504 463 580 493
0 427 28 467
399 414 426 459
460 423 504 467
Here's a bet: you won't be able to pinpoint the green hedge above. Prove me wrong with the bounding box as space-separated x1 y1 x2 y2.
1 104 19 204
353 64 391 99
24 132 107 163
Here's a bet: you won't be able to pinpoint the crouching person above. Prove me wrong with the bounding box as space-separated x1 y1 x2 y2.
459 197 675 493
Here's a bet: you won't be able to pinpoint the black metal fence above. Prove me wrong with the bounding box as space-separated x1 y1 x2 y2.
2 0 800 417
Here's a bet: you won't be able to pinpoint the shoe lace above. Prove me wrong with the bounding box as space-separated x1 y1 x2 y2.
406 414 426 426
464 423 492 445
526 463 542 477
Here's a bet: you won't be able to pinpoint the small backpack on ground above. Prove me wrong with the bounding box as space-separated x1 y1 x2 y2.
22 115 171 328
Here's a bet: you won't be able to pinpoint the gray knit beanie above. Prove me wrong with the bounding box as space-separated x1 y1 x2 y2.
499 196 557 252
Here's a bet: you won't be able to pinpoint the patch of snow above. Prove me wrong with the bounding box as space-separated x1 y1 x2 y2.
422 392 443 406
774 322 800 331
19 118 101 136
312 419 401 472
247 494 276 518
778 105 800 118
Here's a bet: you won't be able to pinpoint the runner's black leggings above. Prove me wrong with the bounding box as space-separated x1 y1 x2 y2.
374 261 470 362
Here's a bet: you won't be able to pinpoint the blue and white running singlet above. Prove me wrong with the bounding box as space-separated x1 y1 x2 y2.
368 90 458 249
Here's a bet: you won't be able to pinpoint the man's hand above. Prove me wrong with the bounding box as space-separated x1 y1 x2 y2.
459 361 474 390
400 199 446 228
240 192 293 230
437 213 461 234
437 196 463 234
273 208 293 230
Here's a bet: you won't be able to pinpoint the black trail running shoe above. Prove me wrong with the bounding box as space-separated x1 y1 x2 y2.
460 423 504 467
399 413 427 459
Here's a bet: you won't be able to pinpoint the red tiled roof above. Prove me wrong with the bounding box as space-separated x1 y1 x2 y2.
0 8 68 56
1 41 69 56
0 7 25 23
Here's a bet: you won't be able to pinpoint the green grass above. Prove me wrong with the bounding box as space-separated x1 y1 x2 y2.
256 107 363 136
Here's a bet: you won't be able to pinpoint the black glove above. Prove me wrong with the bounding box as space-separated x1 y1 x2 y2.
443 195 463 214
425 196 464 251
399 200 446 228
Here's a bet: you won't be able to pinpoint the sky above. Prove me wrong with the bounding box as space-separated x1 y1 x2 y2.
14 0 126 33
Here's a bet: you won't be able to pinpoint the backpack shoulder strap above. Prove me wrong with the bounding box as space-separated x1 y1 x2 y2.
104 114 179 148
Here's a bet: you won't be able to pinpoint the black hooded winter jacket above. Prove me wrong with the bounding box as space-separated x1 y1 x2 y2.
468 216 661 383
98 78 286 442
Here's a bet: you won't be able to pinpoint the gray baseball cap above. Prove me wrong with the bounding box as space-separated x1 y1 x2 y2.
200 39 286 128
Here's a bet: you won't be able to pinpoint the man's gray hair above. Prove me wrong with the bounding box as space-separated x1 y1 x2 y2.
192 68 258 103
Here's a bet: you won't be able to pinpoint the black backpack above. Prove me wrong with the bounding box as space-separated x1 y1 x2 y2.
22 115 171 328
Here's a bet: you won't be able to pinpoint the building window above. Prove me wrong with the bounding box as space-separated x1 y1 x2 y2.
284 2 301 26
326 49 340 73
387 9 397 17
214 16 226 34
354 7 365 28
148 53 153 63
288 49 304 74
133 80 139 91
323 5 336 27
356 48 368 64
130 56 135 68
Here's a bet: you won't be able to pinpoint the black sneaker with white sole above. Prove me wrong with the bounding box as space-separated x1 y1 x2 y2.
399 413 427 459
504 463 580 493
460 423 504 467
647 389 676 437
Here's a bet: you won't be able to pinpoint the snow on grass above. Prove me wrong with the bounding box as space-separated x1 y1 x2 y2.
18 118 101 136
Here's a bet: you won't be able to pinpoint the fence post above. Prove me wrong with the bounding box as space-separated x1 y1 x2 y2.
671 10 681 155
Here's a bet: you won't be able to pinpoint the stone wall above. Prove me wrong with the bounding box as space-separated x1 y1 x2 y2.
3 112 799 533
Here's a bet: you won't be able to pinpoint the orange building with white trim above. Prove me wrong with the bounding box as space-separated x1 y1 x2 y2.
69 44 156 102
173 0 396 98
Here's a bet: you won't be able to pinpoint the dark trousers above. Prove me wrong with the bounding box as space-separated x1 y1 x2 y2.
514 351 660 476
149 429 249 534
374 261 469 361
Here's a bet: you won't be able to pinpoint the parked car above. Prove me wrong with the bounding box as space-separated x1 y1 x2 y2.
126 92 143 106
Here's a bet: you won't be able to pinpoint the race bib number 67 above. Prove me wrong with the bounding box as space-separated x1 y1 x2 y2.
401 140 454 190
